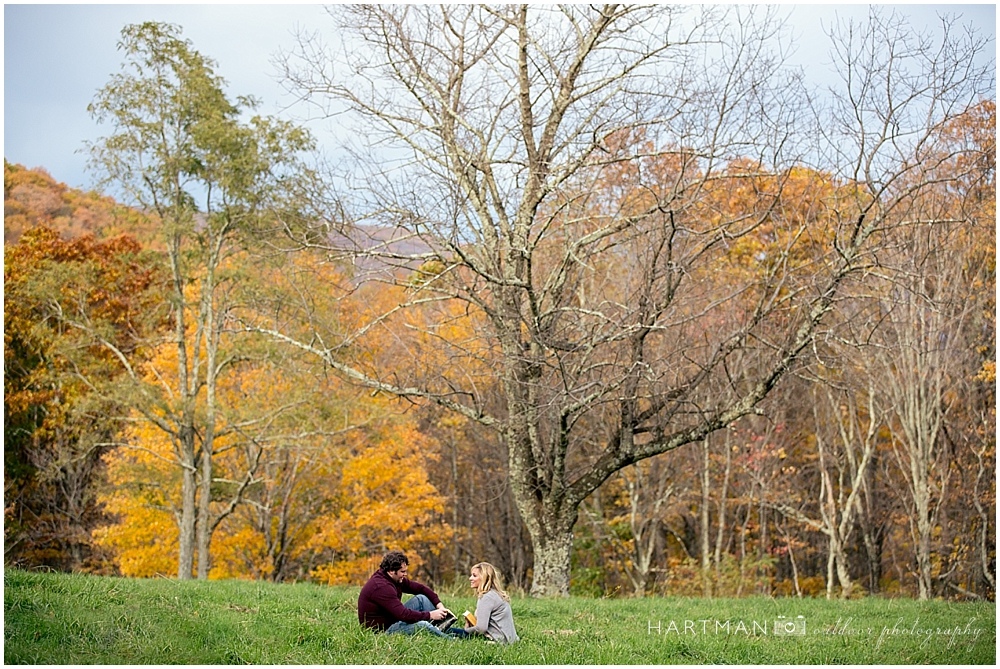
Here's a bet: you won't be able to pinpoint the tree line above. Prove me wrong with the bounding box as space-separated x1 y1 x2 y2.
4 6 994 600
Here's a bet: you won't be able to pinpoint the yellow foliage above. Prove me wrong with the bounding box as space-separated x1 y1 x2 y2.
975 360 996 383
209 527 270 580
92 497 178 578
309 418 453 585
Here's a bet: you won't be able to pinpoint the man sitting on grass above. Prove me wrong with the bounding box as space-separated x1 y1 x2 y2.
358 550 462 638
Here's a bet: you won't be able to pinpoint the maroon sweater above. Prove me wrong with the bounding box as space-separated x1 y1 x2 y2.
357 569 442 631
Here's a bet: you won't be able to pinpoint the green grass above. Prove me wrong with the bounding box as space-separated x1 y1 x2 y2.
4 568 995 664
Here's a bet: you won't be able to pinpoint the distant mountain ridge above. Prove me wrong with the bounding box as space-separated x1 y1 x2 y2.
4 162 438 283
331 223 437 281
4 161 155 245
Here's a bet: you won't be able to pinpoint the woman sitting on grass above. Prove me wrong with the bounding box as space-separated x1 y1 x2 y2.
463 562 519 643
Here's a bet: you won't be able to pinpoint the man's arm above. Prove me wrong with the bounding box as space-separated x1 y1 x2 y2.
370 587 432 624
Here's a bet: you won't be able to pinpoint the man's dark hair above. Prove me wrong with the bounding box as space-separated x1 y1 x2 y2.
380 550 409 573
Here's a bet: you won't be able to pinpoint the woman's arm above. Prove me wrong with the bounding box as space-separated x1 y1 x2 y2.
467 592 496 635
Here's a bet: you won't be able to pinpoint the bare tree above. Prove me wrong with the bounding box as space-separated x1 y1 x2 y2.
268 5 991 595
971 438 996 593
582 453 682 597
768 380 882 599
865 222 986 599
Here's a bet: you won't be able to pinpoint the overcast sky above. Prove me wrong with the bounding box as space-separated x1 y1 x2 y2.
3 2 996 193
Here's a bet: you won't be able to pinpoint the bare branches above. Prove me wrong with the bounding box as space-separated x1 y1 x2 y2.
269 4 993 596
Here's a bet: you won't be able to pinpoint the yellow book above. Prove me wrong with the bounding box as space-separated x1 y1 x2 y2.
463 610 477 626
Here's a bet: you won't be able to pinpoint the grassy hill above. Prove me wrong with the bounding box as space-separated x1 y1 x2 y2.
4 568 995 664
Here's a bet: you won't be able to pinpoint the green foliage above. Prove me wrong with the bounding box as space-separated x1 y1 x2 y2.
86 21 315 235
570 526 621 598
5 569 995 664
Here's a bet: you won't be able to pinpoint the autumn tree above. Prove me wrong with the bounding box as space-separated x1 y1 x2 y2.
933 100 995 598
269 5 992 595
861 167 993 600
4 226 161 570
93 321 451 582
82 21 315 579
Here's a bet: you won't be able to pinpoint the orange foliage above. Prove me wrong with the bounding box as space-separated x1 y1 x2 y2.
343 277 494 398
4 224 163 571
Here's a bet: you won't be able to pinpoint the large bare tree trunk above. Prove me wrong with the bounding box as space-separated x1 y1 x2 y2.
510 454 576 596
527 529 575 597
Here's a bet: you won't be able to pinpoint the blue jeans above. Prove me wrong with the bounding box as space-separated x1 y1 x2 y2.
385 595 467 638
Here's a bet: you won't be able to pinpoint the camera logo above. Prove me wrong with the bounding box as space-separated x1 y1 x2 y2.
773 615 806 636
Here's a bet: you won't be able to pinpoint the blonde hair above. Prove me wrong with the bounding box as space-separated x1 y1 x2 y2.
471 562 510 602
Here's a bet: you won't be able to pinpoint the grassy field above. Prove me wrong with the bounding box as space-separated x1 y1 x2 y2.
3 568 995 664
